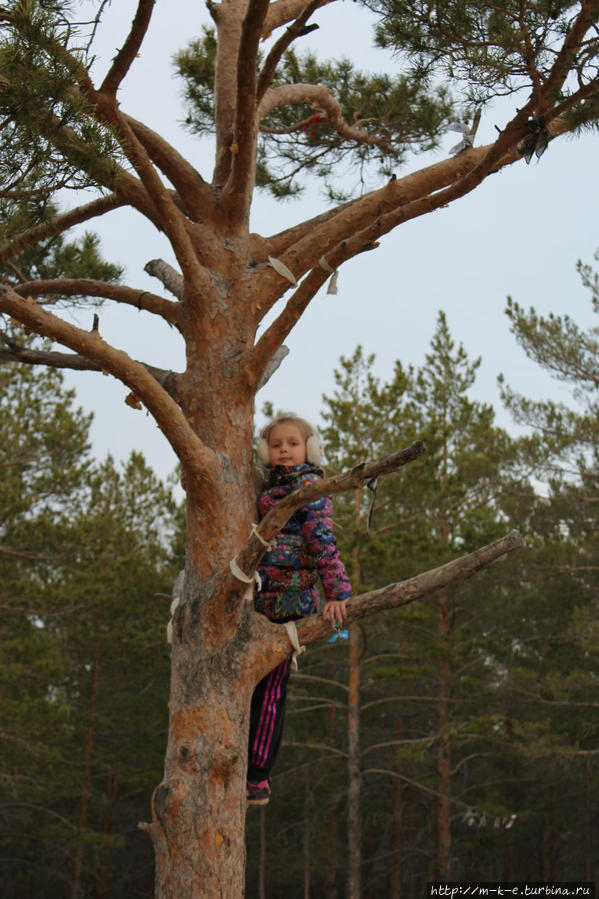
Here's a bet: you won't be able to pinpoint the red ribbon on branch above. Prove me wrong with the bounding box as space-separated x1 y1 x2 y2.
303 113 322 137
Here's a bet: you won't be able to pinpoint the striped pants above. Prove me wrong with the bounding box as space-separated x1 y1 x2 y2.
247 655 292 782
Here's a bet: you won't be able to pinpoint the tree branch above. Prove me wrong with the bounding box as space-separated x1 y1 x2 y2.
32 108 163 228
124 114 214 221
263 0 337 37
0 342 179 398
245 259 342 387
225 0 271 223
257 0 323 103
258 84 392 153
256 344 289 390
0 194 126 264
0 285 217 496
144 259 184 301
14 279 181 327
92 102 210 288
100 0 156 97
236 442 426 586
254 106 579 330
252 530 523 677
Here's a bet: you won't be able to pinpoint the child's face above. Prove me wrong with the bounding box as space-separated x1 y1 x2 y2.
268 423 307 467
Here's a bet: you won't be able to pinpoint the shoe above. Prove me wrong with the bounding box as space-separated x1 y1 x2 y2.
246 779 270 806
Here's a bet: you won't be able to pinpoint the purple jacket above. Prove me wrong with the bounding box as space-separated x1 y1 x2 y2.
254 464 353 621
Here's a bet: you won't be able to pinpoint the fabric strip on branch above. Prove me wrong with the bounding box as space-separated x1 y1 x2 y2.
251 521 275 550
303 113 322 137
267 256 297 286
229 556 262 601
318 255 339 295
283 620 306 670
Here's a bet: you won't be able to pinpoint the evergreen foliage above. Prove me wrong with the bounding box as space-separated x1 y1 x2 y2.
176 29 453 199
246 305 599 892
0 350 182 898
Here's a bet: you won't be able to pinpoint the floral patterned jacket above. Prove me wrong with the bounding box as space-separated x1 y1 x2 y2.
254 463 353 621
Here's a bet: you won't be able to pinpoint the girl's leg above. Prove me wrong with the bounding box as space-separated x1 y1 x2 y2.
247 655 292 783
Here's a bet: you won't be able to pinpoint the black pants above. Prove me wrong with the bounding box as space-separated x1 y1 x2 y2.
247 655 292 782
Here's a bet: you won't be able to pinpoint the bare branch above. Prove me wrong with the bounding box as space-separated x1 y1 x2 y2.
46 279 174 321
90 101 210 288
257 344 289 390
251 530 523 676
0 342 180 400
15 278 181 327
100 0 156 97
0 285 217 496
291 673 350 694
0 545 58 562
0 194 126 264
225 0 271 222
257 0 322 103
32 107 163 227
282 741 347 758
255 108 579 329
361 738 433 757
258 84 392 154
124 114 214 220
263 0 337 37
245 239 379 386
144 259 184 301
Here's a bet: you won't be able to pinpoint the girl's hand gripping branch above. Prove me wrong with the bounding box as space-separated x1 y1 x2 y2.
323 599 347 628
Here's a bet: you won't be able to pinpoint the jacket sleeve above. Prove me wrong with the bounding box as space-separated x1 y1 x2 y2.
300 492 353 603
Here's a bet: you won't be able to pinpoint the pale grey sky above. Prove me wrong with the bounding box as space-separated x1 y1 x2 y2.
62 0 599 478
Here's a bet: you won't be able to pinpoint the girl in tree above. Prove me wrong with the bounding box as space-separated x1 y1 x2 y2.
247 414 352 805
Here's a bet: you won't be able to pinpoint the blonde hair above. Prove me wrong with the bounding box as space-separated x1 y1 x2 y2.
261 413 315 445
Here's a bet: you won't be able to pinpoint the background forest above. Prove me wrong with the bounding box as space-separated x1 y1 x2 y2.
2 259 599 897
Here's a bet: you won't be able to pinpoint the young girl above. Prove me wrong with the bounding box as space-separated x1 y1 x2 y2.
247 414 353 806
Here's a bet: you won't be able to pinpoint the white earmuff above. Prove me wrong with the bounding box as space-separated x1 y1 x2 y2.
306 434 323 465
257 437 269 465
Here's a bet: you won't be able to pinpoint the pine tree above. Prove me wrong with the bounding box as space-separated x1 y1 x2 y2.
318 316 524 888
5 0 594 889
0 351 182 898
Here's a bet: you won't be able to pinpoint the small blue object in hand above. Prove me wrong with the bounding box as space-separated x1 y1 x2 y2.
328 626 349 643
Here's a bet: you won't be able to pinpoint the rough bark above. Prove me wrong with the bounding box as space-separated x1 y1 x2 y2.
8 2 594 892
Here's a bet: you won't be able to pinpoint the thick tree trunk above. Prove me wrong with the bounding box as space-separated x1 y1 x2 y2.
150 334 260 897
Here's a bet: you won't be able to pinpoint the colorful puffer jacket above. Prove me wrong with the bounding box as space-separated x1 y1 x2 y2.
255 463 353 621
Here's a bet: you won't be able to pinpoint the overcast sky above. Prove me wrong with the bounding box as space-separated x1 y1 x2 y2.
62 0 599 480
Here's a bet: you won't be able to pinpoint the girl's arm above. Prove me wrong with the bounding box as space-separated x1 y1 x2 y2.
300 492 352 625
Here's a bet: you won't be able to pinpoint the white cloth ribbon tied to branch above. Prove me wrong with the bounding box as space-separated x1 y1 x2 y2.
229 557 262 601
250 522 275 550
283 620 306 670
447 120 476 155
318 255 339 295
268 256 297 286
